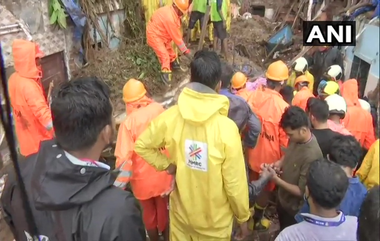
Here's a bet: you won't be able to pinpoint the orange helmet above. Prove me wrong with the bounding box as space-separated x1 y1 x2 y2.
231 72 247 89
122 78 146 103
173 0 190 13
295 75 310 85
265 60 289 81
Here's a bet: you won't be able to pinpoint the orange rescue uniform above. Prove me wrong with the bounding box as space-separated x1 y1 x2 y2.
235 88 252 102
341 79 375 150
292 87 315 111
247 86 289 190
8 39 53 157
115 96 172 231
146 5 189 71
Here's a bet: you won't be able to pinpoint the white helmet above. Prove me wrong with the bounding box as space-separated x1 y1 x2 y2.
325 94 347 118
359 99 371 113
325 65 343 80
293 57 308 73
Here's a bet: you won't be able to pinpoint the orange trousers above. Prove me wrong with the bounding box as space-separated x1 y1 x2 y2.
147 35 176 71
140 196 169 232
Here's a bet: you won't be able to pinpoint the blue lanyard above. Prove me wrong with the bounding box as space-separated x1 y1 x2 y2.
303 214 346 227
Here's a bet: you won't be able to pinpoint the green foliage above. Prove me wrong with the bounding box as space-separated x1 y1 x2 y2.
49 0 68 29
126 44 161 79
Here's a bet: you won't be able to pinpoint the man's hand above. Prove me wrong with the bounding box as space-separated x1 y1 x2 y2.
184 49 193 60
260 166 275 179
166 163 176 175
234 220 251 240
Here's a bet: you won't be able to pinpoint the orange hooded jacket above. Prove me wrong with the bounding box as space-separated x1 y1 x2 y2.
8 40 53 157
292 86 315 111
114 96 172 200
246 86 289 172
341 79 375 149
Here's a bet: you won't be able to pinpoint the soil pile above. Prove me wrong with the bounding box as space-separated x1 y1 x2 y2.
72 42 190 113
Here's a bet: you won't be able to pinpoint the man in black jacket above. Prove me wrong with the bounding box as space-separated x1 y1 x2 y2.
1 77 146 241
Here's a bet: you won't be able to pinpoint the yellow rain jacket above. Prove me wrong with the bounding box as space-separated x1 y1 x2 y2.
288 70 315 93
356 139 379 190
135 82 250 240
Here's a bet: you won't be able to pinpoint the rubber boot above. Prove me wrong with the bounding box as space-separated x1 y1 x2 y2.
252 204 271 231
161 70 172 86
170 59 181 70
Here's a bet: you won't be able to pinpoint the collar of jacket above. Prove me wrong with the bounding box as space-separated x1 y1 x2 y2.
185 82 217 94
31 140 119 210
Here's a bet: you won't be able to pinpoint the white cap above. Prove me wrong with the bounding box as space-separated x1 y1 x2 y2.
359 99 371 112
326 65 343 79
293 57 308 73
325 94 347 113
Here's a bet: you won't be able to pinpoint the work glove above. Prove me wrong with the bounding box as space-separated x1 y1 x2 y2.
184 49 194 60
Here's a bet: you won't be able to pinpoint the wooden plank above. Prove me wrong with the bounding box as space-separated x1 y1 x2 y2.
197 5 211 51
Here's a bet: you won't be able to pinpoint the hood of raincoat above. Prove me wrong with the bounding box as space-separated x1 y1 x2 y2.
126 95 154 115
341 79 360 106
178 82 229 125
12 39 43 80
31 140 117 210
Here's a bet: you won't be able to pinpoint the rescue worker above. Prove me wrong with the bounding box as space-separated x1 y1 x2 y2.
147 0 193 85
135 50 251 241
186 0 207 44
210 0 229 59
323 64 344 89
8 39 53 157
306 46 344 94
1 77 146 241
325 94 352 136
246 60 289 231
231 71 252 101
288 57 314 92
317 80 340 99
341 79 376 151
114 79 172 241
292 75 315 111
356 139 380 190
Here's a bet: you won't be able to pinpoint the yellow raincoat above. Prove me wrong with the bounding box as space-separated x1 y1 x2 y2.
135 82 250 240
356 139 379 190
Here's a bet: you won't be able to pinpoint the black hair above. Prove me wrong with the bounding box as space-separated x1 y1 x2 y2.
307 159 349 209
279 85 294 105
280 106 310 130
357 186 380 241
329 135 362 169
220 61 234 89
266 79 283 90
51 77 113 151
190 50 221 89
306 97 329 122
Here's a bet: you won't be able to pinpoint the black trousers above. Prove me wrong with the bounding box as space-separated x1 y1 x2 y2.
277 203 297 231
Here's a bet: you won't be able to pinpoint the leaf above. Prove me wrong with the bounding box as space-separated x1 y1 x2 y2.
138 72 145 79
50 11 58 24
57 10 67 29
53 1 61 11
